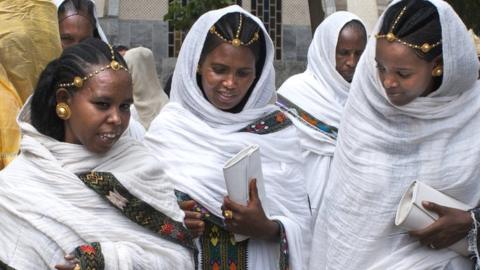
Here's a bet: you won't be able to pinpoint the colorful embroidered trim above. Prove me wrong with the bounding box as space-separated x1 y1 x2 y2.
78 172 195 250
276 94 338 140
175 190 224 228
238 110 292 134
74 242 104 270
201 221 248 270
274 221 289 270
0 260 15 270
176 191 248 270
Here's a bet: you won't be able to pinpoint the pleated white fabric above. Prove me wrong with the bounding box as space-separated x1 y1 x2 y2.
144 5 311 270
0 99 194 269
310 0 480 269
277 11 365 220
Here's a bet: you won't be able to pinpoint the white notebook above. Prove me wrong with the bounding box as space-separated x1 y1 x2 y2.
395 181 472 256
223 144 269 242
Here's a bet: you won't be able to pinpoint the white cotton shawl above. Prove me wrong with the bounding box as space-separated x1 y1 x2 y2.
54 0 109 43
144 5 311 270
278 11 364 156
310 0 480 269
124 47 169 129
0 99 193 269
277 12 365 221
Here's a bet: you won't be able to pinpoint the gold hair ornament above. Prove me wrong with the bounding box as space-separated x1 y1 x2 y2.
209 14 260 47
56 102 71 120
58 44 128 88
375 6 442 53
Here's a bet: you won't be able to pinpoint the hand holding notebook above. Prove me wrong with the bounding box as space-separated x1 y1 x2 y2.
223 144 269 241
395 181 472 256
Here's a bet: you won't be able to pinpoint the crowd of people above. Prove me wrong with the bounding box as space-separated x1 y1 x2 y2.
0 0 479 269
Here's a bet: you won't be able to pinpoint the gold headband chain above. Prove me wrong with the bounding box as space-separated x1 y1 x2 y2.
209 14 260 47
58 44 128 89
375 6 442 53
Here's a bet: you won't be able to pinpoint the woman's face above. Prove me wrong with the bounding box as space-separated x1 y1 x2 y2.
60 67 133 153
375 39 437 106
198 42 256 110
59 14 94 49
335 25 366 83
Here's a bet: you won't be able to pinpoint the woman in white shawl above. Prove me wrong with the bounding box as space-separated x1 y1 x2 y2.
310 0 480 269
277 11 366 221
0 38 194 269
144 5 311 270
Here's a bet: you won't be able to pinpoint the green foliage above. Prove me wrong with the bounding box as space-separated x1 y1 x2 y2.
164 0 235 32
445 0 480 33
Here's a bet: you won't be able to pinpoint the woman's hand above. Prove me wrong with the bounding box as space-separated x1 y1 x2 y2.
222 179 280 241
179 200 205 238
54 254 79 270
409 201 473 250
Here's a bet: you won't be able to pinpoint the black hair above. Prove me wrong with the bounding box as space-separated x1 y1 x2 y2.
379 0 442 62
198 12 266 113
342 20 367 42
164 73 173 98
31 38 128 141
114 45 130 52
58 0 100 39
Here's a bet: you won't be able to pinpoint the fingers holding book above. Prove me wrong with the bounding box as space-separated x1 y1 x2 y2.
408 201 472 250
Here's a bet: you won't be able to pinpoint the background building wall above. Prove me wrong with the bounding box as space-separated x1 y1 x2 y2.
97 0 389 87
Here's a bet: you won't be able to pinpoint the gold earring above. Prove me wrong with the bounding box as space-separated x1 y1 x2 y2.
56 103 71 120
432 66 443 77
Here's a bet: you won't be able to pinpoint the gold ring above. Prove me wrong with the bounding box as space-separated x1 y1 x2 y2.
74 263 81 270
224 210 233 219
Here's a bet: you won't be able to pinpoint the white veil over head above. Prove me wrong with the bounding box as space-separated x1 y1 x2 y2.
311 0 480 269
145 5 311 269
278 11 366 155
169 5 277 129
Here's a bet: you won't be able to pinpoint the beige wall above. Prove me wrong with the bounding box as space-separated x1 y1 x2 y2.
283 1 310 25
119 0 169 20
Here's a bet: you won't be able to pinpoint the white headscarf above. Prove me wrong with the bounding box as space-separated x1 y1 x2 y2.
145 5 311 270
311 0 480 269
169 5 277 130
54 0 109 43
124 47 169 129
277 11 365 156
0 99 193 269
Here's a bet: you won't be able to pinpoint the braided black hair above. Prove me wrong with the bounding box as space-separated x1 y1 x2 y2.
379 0 442 62
31 38 127 141
198 12 266 113
58 0 101 39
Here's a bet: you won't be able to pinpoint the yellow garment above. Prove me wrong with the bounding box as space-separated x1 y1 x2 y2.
0 64 21 169
0 0 61 169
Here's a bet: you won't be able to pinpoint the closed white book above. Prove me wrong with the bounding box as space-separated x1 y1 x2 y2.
223 144 268 242
395 181 472 256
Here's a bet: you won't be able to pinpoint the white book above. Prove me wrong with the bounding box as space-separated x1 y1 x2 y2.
395 181 472 256
223 144 269 242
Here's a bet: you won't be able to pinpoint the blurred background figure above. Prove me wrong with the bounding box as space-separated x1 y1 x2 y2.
0 0 61 170
123 47 169 129
55 0 108 49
